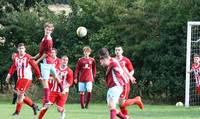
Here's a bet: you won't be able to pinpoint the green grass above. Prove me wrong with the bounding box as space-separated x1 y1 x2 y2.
0 101 199 119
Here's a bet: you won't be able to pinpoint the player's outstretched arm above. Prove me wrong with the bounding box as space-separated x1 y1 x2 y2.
35 53 47 64
32 53 39 60
6 62 17 83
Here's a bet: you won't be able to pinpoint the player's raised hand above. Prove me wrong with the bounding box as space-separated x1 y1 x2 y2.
130 76 137 84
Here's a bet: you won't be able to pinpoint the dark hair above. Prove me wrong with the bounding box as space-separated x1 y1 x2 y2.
194 54 200 57
98 48 110 59
17 43 25 48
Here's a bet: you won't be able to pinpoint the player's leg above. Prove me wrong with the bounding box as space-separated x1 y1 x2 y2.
12 79 30 115
40 63 51 104
57 93 68 119
85 81 93 109
13 91 24 116
122 96 144 110
38 92 57 119
79 82 86 109
19 79 39 115
107 86 127 119
119 84 129 116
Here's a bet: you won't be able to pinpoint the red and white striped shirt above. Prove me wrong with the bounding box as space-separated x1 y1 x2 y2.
8 54 41 80
106 58 127 88
192 63 200 86
49 66 73 92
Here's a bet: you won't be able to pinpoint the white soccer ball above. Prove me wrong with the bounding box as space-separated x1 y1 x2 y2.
176 102 184 107
76 26 87 37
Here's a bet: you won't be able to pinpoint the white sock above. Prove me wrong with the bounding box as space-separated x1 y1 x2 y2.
61 111 65 119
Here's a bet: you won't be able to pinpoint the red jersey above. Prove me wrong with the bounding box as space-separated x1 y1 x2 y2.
39 36 54 64
116 56 134 72
74 57 96 82
192 63 200 86
8 54 41 80
105 58 126 88
116 56 134 84
49 66 73 93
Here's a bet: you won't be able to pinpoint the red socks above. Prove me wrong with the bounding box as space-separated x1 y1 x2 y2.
197 86 200 96
117 112 127 119
120 106 128 115
23 96 33 107
80 94 84 109
43 88 50 103
38 109 47 119
16 102 23 113
110 109 117 119
85 92 92 108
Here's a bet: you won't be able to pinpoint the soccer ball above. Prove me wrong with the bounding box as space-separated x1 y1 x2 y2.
76 26 87 37
176 102 184 107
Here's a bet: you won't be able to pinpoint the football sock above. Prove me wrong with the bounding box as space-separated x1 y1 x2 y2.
85 92 92 108
43 88 50 103
117 112 127 119
38 109 47 119
110 109 117 119
80 94 85 109
120 106 128 115
16 102 23 113
23 96 33 107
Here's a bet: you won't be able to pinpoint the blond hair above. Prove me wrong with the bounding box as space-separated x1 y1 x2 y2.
44 22 54 30
83 46 92 53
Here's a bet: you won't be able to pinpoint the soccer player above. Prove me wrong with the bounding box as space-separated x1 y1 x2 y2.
189 54 200 95
38 55 73 119
74 46 96 109
115 46 144 116
98 47 132 119
32 22 63 107
5 43 41 116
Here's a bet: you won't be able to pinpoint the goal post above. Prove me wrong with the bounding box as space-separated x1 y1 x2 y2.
185 21 200 107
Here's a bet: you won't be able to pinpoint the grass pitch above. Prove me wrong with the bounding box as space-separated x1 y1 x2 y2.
0 101 199 119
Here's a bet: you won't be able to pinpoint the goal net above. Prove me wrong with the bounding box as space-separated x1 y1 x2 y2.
185 21 200 107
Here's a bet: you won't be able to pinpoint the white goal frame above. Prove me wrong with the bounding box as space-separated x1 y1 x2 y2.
185 21 200 107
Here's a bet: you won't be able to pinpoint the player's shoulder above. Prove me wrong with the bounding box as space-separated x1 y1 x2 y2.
78 57 84 61
67 66 73 73
89 57 95 61
24 53 33 59
110 58 118 66
14 53 20 58
122 56 130 61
